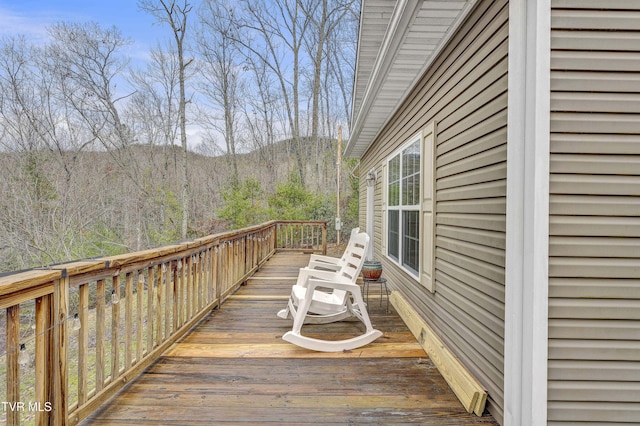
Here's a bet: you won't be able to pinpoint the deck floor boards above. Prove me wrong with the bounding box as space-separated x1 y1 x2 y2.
83 253 498 425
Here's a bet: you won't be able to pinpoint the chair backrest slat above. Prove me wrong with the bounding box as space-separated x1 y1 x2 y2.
331 228 360 269
336 232 369 285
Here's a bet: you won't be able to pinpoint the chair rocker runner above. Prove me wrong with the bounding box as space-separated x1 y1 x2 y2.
277 232 383 352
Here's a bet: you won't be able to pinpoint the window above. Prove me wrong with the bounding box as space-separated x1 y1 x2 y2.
386 137 421 276
383 122 436 292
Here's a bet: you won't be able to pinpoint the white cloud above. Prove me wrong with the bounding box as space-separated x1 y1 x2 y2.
0 6 53 42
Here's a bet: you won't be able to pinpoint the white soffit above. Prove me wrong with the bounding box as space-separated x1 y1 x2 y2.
347 0 476 157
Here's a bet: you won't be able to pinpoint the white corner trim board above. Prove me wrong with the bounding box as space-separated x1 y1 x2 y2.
504 0 551 425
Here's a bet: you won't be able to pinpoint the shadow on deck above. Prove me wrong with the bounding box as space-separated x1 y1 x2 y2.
83 253 498 425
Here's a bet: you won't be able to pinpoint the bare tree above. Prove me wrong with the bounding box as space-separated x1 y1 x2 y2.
44 21 155 249
0 32 127 266
209 0 358 190
44 22 139 181
128 42 183 247
223 0 311 187
139 0 194 239
299 0 355 188
244 53 281 188
326 2 359 132
129 43 181 149
196 0 244 181
0 37 57 266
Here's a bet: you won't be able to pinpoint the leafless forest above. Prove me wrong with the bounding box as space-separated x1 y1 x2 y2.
0 0 359 272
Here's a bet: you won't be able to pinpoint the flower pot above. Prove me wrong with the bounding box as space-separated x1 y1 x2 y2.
362 260 383 280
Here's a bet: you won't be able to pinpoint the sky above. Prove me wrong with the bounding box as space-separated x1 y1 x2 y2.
0 0 211 149
0 0 181 61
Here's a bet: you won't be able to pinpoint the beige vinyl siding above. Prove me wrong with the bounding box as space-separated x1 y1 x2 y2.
549 1 640 424
358 0 508 422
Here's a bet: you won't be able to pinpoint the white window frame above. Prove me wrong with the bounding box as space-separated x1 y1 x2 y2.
382 122 436 292
385 132 422 279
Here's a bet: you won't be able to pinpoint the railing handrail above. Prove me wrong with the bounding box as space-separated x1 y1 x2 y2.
0 220 327 301
0 220 326 425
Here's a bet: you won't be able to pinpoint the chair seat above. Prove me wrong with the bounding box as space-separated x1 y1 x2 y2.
291 284 346 315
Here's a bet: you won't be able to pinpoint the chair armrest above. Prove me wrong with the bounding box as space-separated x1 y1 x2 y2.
309 254 340 264
296 267 342 285
308 259 341 271
308 278 360 293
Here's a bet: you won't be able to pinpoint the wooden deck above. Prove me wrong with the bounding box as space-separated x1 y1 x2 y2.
83 253 498 425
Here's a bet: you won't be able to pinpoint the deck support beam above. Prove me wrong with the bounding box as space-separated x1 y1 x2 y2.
390 291 487 416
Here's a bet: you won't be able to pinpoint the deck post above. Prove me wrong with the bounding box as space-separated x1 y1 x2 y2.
35 295 52 426
273 223 279 253
6 305 20 426
321 223 327 255
52 276 69 425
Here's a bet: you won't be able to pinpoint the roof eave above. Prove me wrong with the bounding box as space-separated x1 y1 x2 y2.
346 0 477 159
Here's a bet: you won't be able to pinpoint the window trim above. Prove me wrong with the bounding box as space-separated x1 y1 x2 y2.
384 132 422 279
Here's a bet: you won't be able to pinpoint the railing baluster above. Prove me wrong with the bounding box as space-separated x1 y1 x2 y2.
146 267 154 353
172 262 179 332
244 237 249 278
52 276 68 425
197 253 203 309
234 241 239 286
136 272 144 364
248 238 252 273
35 295 51 426
178 259 185 327
234 242 238 286
195 255 201 312
166 262 172 339
284 223 288 249
124 273 133 369
78 283 89 405
182 258 187 326
95 279 105 392
225 244 230 293
186 256 192 321
195 255 201 315
200 253 204 309
156 264 163 346
6 305 20 426
237 241 241 283
110 275 120 381
214 245 221 309
228 242 233 294
183 257 189 325
239 241 244 284
250 235 256 270
303 225 307 249
202 252 207 308
204 249 211 305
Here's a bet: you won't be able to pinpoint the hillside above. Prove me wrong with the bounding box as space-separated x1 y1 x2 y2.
0 137 354 272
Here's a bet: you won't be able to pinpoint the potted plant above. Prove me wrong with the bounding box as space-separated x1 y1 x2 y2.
361 260 382 280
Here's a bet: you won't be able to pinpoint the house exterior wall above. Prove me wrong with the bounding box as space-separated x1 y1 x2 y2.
358 0 509 422
548 1 640 424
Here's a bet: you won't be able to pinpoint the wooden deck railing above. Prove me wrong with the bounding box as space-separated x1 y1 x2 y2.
0 220 326 425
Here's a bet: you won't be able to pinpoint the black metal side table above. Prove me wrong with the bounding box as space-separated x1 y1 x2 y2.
362 277 389 313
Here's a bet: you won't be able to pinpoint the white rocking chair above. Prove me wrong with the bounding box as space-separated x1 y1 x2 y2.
277 232 383 352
